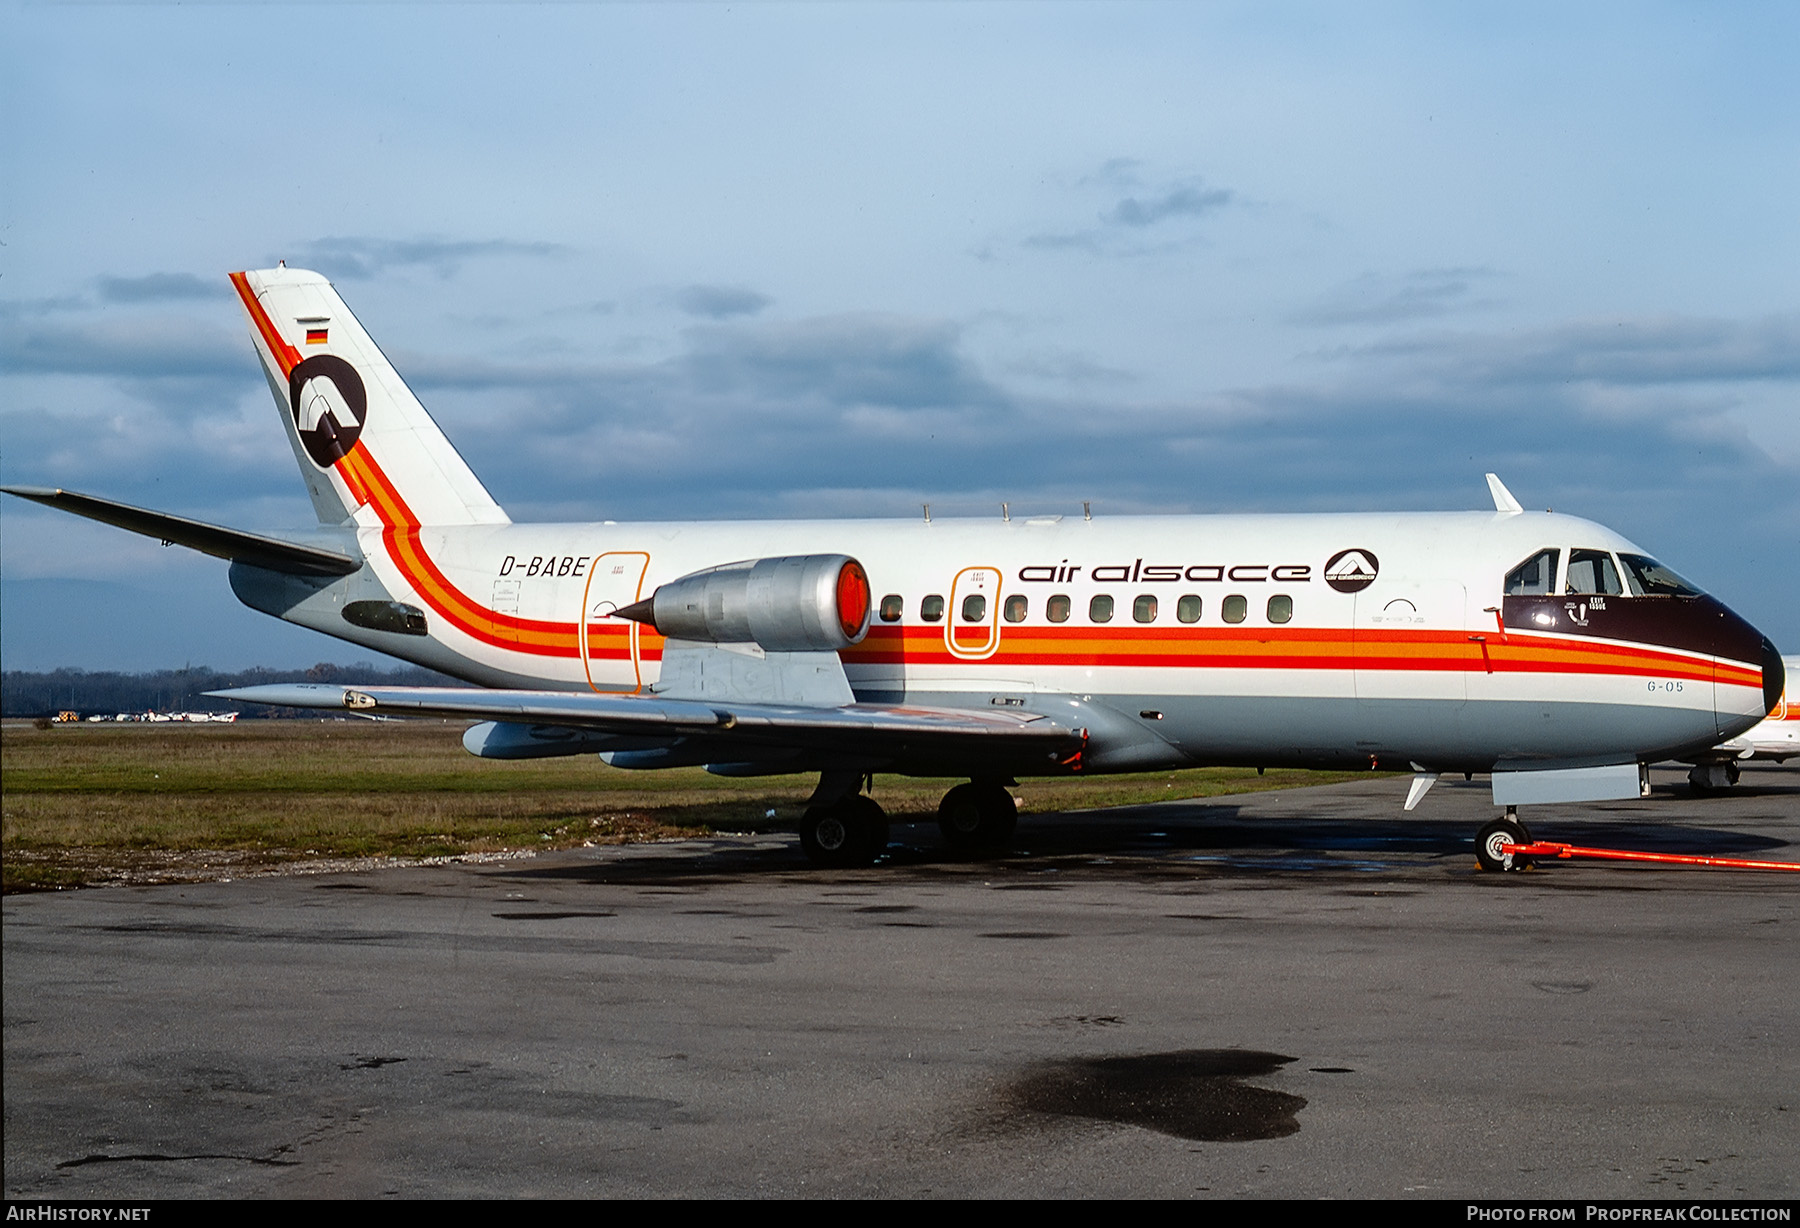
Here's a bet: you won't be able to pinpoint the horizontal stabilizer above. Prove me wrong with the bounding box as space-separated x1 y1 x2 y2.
1 486 360 577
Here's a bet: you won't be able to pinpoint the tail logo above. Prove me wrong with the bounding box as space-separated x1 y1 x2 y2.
287 355 368 468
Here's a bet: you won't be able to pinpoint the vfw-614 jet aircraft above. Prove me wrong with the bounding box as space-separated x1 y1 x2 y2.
5 267 1784 869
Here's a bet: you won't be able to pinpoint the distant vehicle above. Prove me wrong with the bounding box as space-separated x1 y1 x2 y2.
1685 654 1797 792
4 267 1784 870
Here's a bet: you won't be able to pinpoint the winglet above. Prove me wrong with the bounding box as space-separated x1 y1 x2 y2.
1485 473 1524 514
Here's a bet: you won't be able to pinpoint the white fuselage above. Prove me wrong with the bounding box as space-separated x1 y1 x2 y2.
235 506 1771 776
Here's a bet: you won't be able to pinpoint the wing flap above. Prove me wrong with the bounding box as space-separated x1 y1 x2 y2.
211 684 1082 757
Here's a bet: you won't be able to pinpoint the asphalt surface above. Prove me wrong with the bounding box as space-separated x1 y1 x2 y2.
5 765 1797 1199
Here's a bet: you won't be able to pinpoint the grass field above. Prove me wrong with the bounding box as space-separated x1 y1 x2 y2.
1 720 1372 891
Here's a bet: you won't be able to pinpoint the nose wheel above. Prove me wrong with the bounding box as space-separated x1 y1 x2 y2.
1475 810 1534 873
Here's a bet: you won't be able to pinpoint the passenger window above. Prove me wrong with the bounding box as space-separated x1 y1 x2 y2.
1176 595 1202 624
1046 594 1071 624
1133 594 1158 623
1003 594 1028 623
920 594 945 622
961 594 987 623
1089 594 1115 623
879 594 903 622
1267 594 1292 624
1566 549 1624 596
1505 549 1560 596
1222 594 1247 624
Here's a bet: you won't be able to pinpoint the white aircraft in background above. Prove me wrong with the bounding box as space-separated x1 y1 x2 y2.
5 267 1783 870
1685 654 1797 793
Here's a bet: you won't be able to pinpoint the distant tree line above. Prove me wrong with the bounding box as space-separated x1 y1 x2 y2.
2 662 470 719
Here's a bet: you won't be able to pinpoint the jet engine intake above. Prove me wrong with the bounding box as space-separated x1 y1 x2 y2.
620 554 871 652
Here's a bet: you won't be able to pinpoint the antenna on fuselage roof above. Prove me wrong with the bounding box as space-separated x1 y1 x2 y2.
1083 501 1091 521
1485 473 1524 514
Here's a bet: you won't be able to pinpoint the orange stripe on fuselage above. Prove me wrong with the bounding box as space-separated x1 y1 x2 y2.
841 623 1751 687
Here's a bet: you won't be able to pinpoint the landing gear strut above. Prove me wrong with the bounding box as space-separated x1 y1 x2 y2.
937 780 1018 853
1475 807 1533 873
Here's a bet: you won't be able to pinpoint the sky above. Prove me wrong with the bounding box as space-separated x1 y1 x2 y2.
2 0 1796 671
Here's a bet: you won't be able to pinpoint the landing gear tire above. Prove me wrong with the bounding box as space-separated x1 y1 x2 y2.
1475 816 1533 873
799 795 888 868
937 781 1018 853
1687 762 1740 796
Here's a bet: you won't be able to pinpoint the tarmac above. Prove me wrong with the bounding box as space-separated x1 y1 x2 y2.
4 764 1797 1199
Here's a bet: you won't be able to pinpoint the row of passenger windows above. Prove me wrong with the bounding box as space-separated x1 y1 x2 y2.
877 593 1296 625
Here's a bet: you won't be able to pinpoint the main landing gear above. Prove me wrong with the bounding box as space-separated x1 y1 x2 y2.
796 773 1022 867
798 771 890 868
1474 806 1534 873
936 780 1018 852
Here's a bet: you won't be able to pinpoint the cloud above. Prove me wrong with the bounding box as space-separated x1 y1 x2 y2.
0 316 250 380
96 273 225 303
0 294 89 321
1292 268 1500 326
286 236 568 280
1105 185 1234 228
1024 166 1237 255
9 291 1793 650
674 285 772 319
680 315 1005 410
1353 313 1800 387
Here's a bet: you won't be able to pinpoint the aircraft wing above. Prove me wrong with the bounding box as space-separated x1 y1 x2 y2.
1 486 360 577
211 684 1084 761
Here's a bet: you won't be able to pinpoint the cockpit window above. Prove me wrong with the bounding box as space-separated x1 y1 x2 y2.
1505 549 1560 596
1565 549 1624 595
1618 553 1704 597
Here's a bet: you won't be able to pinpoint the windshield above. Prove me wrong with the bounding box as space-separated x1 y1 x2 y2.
1618 553 1705 597
1566 549 1624 595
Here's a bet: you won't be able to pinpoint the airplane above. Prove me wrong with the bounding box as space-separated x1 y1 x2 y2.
3 266 1784 871
1684 654 1797 793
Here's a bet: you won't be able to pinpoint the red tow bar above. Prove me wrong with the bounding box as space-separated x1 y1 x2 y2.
1504 841 1800 872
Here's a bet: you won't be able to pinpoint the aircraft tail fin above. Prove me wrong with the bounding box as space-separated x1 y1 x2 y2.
230 267 510 528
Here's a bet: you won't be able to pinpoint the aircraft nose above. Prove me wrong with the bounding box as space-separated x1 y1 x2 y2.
1706 597 1778 738
1762 638 1786 718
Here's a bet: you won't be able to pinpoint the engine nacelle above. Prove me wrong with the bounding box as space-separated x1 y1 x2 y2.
630 554 872 652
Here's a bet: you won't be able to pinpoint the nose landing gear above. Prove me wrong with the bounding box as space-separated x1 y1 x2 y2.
1474 806 1534 873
